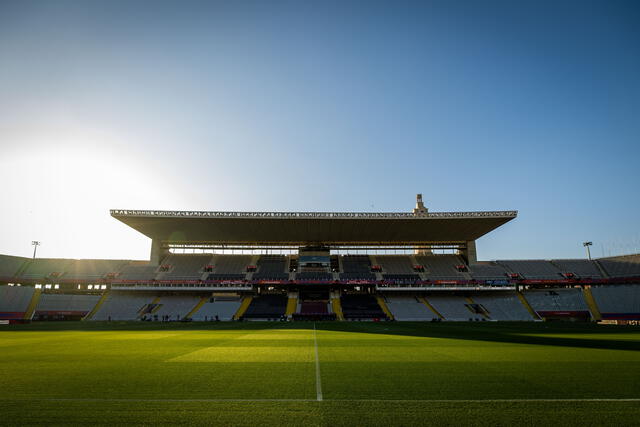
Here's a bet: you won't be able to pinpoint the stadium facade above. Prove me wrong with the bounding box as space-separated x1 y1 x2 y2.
1 195 639 324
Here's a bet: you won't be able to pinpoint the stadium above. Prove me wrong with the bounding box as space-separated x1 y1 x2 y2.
1 195 639 425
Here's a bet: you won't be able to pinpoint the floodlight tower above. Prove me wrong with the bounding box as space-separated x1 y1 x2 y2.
31 241 41 259
583 241 593 260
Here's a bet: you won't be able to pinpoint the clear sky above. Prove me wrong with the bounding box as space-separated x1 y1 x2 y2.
1 0 639 261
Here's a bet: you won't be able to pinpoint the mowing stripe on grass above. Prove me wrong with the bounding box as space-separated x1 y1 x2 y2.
27 398 640 403
313 322 323 402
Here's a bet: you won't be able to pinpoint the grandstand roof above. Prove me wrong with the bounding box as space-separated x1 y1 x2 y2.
111 209 517 247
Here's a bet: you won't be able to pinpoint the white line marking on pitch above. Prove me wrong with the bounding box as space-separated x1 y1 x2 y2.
313 322 323 402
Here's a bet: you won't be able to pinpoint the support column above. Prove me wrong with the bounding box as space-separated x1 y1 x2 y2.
150 238 169 265
460 240 477 264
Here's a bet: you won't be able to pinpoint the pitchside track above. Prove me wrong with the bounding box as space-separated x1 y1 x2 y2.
1 322 639 426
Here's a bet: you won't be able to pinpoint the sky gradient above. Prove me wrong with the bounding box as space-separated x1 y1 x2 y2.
1 0 639 261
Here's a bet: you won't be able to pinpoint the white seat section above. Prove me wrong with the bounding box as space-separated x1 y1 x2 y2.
0 285 35 313
191 297 242 321
154 295 201 320
35 294 101 313
591 285 640 314
385 296 437 321
92 292 155 320
426 295 477 321
524 289 588 311
472 293 534 321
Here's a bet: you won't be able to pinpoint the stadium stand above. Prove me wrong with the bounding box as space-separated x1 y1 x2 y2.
295 272 333 281
242 294 288 319
425 295 480 321
34 294 101 320
156 254 212 280
207 255 251 280
598 255 640 278
340 255 376 280
551 259 603 279
117 264 159 281
19 258 74 281
376 256 415 274
0 254 29 279
153 295 201 320
382 274 421 284
91 292 154 320
253 256 288 280
497 260 564 279
416 255 466 280
0 285 35 319
340 294 387 320
523 288 590 319
472 293 535 321
467 262 509 280
591 285 640 319
191 296 242 321
385 296 438 321
65 259 129 281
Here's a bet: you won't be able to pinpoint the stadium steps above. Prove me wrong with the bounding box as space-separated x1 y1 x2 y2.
517 292 540 320
23 288 42 320
419 297 443 319
285 295 298 317
330 295 344 321
593 260 609 278
185 296 209 319
582 287 602 321
83 291 109 320
376 296 394 320
233 296 253 320
464 296 489 319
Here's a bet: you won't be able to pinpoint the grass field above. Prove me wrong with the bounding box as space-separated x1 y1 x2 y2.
1 321 639 426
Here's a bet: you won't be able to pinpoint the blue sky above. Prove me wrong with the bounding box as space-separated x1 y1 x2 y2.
0 0 639 260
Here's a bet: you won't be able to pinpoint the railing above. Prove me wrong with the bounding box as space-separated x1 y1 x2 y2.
110 209 518 219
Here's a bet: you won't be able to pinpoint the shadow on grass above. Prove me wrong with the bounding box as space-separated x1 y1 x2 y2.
2 320 640 352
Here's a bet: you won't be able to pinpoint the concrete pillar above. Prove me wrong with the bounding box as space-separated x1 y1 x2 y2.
460 240 477 264
150 238 169 265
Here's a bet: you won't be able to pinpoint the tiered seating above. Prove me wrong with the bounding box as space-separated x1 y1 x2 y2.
65 259 129 281
385 296 437 321
19 259 74 281
376 256 414 274
253 256 288 280
472 293 534 320
295 272 333 281
153 295 201 320
340 294 387 319
34 294 101 319
551 260 602 278
497 260 563 279
207 255 251 280
116 264 158 281
0 254 28 279
191 296 242 321
467 263 509 280
416 255 466 280
300 301 328 315
156 255 212 280
591 285 640 317
91 292 154 320
426 295 476 320
524 289 589 313
242 294 287 319
599 256 640 278
340 255 375 280
0 285 35 318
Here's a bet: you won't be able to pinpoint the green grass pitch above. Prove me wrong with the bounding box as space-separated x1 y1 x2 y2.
1 321 639 426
